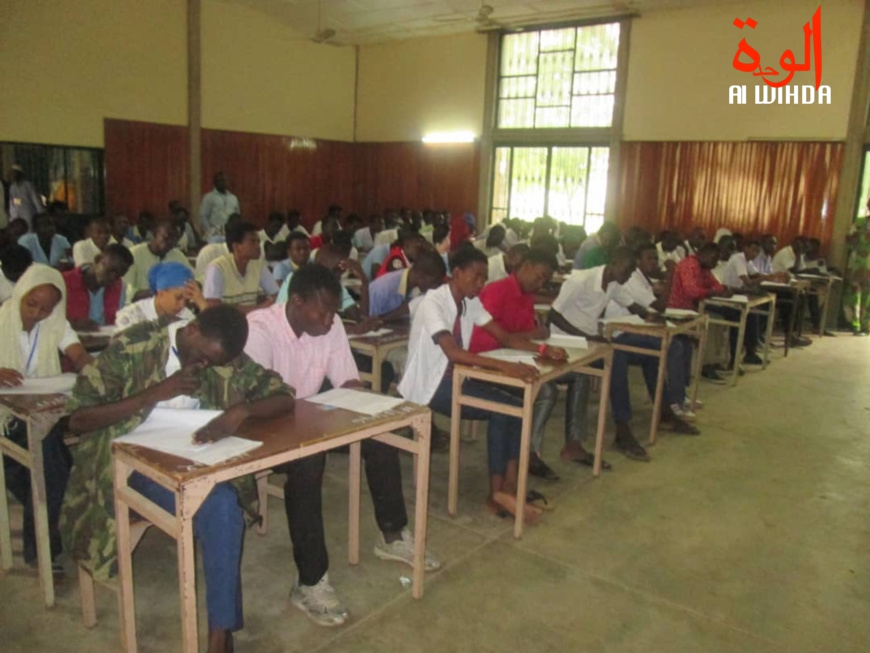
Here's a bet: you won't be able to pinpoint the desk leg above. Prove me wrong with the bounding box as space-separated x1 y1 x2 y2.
371 351 382 394
784 293 798 358
448 370 462 517
730 309 748 387
648 337 668 446
818 283 832 336
689 323 707 410
113 459 138 653
0 445 12 570
411 412 431 599
513 385 534 540
763 299 775 368
178 482 210 653
348 441 361 566
592 352 613 477
28 415 54 608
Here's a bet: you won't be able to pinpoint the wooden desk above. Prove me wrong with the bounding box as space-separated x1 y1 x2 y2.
761 280 810 355
348 324 410 392
112 399 431 653
601 313 709 445
699 294 775 385
0 392 69 607
796 273 840 336
449 343 613 539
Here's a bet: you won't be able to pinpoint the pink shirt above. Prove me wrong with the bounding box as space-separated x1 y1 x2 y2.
244 303 359 399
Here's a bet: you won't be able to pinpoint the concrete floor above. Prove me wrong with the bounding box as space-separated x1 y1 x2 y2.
2 335 869 652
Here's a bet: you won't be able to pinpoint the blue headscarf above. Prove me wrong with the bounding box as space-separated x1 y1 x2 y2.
148 262 194 292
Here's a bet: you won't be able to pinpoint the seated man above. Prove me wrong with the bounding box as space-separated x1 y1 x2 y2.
368 249 446 322
550 247 697 464
487 243 529 285
573 222 620 270
272 231 312 285
124 219 192 301
259 211 290 261
72 216 114 267
670 242 762 366
375 231 427 279
400 245 566 522
244 265 439 627
18 214 72 268
109 214 136 249
471 247 603 481
203 220 279 313
62 243 133 331
433 223 451 272
61 306 294 653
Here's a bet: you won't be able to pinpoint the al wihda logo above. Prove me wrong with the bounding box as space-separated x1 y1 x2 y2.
729 6 831 105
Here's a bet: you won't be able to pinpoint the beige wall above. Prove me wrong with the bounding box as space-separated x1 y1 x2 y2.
356 32 488 142
202 0 356 141
0 0 187 148
623 0 863 140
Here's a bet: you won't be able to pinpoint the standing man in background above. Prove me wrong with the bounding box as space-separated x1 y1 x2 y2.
199 172 240 243
7 165 44 229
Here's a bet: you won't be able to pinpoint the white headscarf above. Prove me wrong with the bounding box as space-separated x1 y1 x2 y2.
713 228 733 244
0 264 68 377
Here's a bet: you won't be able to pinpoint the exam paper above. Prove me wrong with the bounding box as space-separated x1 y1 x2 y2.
480 349 538 366
114 408 263 466
0 374 77 396
599 314 648 327
347 328 393 339
664 308 699 319
719 294 749 303
537 335 589 350
306 388 405 416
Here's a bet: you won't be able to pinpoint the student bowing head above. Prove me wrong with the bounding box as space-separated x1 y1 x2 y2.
176 304 248 369
607 246 637 285
409 249 447 293
449 243 489 299
515 247 558 295
285 263 343 338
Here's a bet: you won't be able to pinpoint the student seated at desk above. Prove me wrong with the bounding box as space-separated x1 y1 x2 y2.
487 243 529 285
18 214 72 268
203 220 279 313
433 223 451 273
259 211 290 261
72 216 113 267
245 264 439 627
550 248 697 464
470 247 601 482
62 244 133 331
0 244 34 304
375 231 427 279
124 219 193 301
272 232 312 286
670 242 763 367
367 249 446 321
1 265 93 571
61 306 293 653
109 214 136 250
115 261 208 333
400 245 566 523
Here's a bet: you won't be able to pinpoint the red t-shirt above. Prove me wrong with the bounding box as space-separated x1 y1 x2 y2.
668 255 724 309
376 246 408 279
469 274 535 353
308 234 324 251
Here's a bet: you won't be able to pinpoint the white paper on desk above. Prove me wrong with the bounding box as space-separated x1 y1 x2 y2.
347 328 393 339
306 388 405 416
480 349 538 366
796 273 829 281
761 282 792 289
98 325 116 336
719 294 749 303
0 374 77 395
537 335 588 350
664 308 699 319
599 314 648 326
114 408 263 466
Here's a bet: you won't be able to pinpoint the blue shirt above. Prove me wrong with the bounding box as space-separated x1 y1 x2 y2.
362 244 391 280
272 259 298 284
18 233 71 267
277 270 356 310
369 269 410 317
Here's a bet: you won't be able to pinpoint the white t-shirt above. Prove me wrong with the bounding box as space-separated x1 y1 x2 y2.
18 321 80 376
399 284 493 406
156 320 200 410
657 242 686 271
606 270 655 318
712 261 728 283
487 254 508 284
551 266 622 336
721 252 751 288
194 242 229 282
772 246 802 274
114 297 196 333
72 237 119 267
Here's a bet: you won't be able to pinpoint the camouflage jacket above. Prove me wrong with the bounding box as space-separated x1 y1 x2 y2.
60 321 292 581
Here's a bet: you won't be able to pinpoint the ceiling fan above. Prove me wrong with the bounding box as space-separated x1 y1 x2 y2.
433 2 504 32
309 0 342 46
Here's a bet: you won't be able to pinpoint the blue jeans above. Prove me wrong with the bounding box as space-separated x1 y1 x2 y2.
129 473 244 631
610 333 686 423
429 376 522 476
529 376 590 454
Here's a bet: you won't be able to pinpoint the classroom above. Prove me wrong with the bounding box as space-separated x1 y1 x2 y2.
1 0 869 651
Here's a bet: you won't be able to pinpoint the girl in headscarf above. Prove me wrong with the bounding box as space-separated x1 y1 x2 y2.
449 212 474 251
0 264 92 570
114 261 208 333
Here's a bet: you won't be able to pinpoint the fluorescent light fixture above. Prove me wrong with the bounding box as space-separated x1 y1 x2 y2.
422 131 475 144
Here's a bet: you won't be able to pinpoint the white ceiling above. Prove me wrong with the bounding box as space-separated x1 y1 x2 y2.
223 0 733 46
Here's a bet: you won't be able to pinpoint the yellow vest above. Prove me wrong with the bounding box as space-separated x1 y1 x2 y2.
212 254 264 306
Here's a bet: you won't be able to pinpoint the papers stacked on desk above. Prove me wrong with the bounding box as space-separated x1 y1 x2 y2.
537 335 588 350
664 308 699 319
115 408 263 466
479 349 538 366
0 374 77 395
306 388 405 416
347 328 393 339
718 294 750 303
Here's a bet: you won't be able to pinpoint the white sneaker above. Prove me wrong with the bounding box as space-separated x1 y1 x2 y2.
670 403 697 422
684 397 704 410
374 528 441 572
290 572 349 627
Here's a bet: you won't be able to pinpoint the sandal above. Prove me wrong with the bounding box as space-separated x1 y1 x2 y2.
526 490 554 512
572 455 612 471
